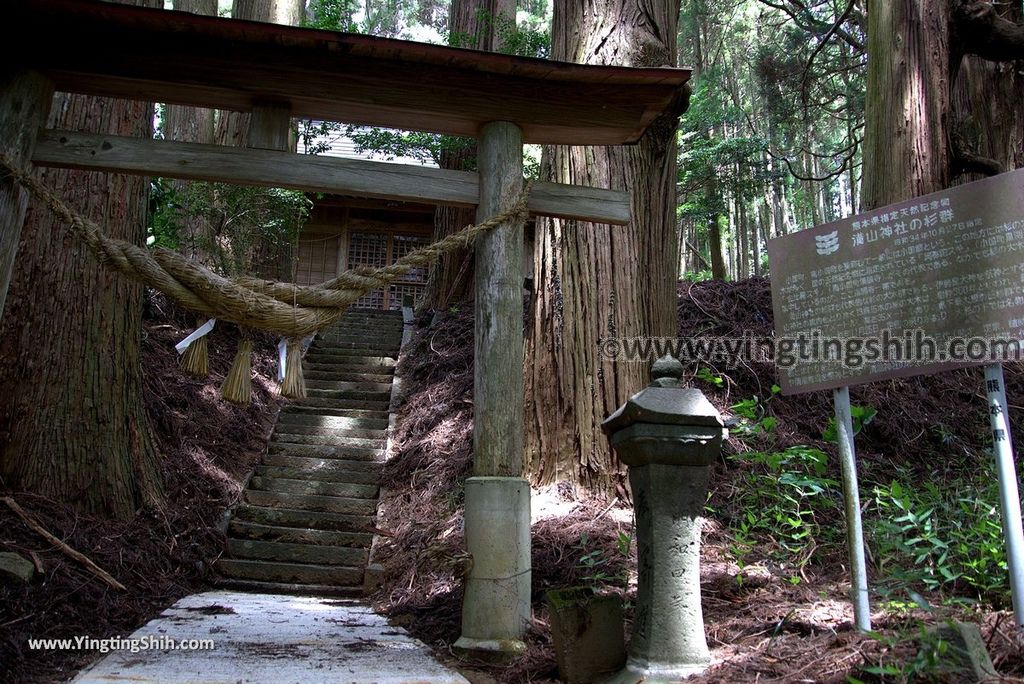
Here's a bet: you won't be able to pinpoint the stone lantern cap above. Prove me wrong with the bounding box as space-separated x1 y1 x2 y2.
601 356 725 468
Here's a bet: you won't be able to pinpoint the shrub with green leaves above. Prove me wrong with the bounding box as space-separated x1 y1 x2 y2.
867 475 1009 605
728 445 841 573
148 180 310 278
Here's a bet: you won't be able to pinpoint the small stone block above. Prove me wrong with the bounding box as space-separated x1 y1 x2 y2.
0 551 35 583
923 621 998 682
546 588 625 684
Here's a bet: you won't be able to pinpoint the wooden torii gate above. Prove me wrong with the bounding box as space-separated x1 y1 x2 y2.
0 0 692 657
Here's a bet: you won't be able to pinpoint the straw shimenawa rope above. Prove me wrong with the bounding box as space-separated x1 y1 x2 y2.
0 154 532 338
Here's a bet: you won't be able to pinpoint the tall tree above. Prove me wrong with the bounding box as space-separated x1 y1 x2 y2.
421 0 517 311
862 0 1024 209
0 0 164 520
525 0 685 494
215 0 304 280
216 1 306 148
165 0 218 265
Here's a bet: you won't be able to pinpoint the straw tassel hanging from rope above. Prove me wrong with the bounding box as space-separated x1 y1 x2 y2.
280 338 306 400
221 329 253 405
179 318 210 378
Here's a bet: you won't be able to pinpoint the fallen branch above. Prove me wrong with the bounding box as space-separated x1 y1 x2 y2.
593 496 620 522
2 497 127 591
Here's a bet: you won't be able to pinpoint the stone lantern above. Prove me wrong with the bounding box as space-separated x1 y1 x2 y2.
601 355 725 683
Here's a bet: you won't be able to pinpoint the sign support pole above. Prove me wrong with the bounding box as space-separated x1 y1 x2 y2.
984 363 1024 627
834 385 871 632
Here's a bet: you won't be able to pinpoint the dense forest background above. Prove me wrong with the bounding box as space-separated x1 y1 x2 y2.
291 0 866 282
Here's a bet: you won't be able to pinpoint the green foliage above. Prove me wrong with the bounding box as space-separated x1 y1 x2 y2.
728 445 841 576
148 180 311 277
851 621 964 683
303 0 359 32
676 0 866 277
448 6 549 58
575 531 632 591
695 366 723 387
681 268 714 282
867 476 1008 604
348 127 474 168
148 178 180 250
730 384 781 438
823 404 877 442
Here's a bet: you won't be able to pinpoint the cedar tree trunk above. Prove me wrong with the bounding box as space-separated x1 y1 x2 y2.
0 1 163 520
524 0 684 495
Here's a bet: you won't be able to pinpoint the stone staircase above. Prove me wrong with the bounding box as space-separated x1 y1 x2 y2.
216 308 404 595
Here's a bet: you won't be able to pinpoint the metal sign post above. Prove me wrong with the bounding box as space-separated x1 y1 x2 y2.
984 363 1024 627
834 386 872 632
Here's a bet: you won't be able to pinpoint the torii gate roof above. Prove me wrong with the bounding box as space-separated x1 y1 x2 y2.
4 0 692 146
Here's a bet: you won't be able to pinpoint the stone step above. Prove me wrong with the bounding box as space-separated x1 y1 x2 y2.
272 422 386 440
304 357 396 370
229 521 375 548
302 361 396 375
225 538 369 567
311 347 401 358
315 331 403 344
213 578 362 598
316 331 403 342
234 504 376 532
303 369 395 384
335 309 403 319
271 432 384 449
324 322 402 330
305 379 394 393
216 558 363 586
248 475 379 500
291 397 391 412
305 388 392 402
301 356 397 366
314 341 400 351
245 489 379 516
280 405 389 421
322 322 403 332
258 455 383 476
266 441 384 461
255 464 380 485
275 412 388 431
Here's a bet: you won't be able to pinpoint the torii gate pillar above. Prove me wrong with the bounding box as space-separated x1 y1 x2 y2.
454 121 531 659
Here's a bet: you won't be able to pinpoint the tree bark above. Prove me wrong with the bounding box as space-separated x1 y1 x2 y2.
0 3 162 521
950 2 1024 179
863 0 1024 209
861 0 950 209
525 0 682 494
165 0 218 266
0 71 52 321
421 0 515 311
708 196 727 280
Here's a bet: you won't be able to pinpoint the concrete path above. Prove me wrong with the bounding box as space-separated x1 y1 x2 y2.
74 591 469 684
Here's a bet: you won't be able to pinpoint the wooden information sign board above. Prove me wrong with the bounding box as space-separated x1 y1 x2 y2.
767 168 1024 394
